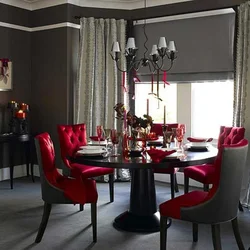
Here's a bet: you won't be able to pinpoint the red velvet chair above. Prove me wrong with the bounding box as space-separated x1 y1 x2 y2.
35 133 98 243
159 139 248 250
151 123 179 199
184 126 245 194
57 124 114 204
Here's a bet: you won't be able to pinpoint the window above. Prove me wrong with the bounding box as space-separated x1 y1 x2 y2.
134 83 177 123
191 80 234 138
135 80 234 139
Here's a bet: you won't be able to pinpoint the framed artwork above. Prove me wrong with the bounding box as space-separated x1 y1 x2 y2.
0 59 12 91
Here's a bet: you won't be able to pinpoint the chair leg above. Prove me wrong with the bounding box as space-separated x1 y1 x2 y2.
204 184 209 192
79 204 84 211
91 203 97 243
35 202 52 243
160 216 168 250
231 217 245 250
238 201 244 212
211 224 222 250
170 173 175 199
184 175 189 194
174 174 179 193
109 173 114 202
192 223 198 242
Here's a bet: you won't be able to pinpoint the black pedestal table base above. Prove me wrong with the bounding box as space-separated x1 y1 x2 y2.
113 211 160 232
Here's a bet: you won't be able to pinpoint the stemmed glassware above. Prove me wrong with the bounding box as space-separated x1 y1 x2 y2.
104 128 111 142
110 129 120 157
175 127 184 152
96 125 103 145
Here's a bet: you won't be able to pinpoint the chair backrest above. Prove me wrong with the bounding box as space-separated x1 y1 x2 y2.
181 139 248 224
151 123 179 137
35 132 70 203
57 123 88 168
218 126 245 147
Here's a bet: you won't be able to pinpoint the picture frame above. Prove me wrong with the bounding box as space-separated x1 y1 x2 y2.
0 60 12 91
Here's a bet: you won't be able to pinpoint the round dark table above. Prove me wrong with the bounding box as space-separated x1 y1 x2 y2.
72 146 218 233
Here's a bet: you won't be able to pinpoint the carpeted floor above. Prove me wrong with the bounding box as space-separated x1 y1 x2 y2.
0 177 250 250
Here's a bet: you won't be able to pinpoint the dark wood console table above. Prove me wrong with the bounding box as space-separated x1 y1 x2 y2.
0 133 34 189
72 147 218 233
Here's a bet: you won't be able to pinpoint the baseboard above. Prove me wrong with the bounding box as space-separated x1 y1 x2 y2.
154 172 203 188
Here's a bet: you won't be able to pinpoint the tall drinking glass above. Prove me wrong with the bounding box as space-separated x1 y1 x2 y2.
96 125 103 145
176 127 184 152
111 129 120 157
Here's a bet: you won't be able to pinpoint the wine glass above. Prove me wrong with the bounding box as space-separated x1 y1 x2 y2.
104 128 111 142
172 128 177 148
176 127 184 152
96 125 103 145
110 129 120 157
164 131 173 148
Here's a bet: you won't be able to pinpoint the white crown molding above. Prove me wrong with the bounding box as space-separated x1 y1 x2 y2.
0 0 192 11
0 21 80 32
134 8 235 25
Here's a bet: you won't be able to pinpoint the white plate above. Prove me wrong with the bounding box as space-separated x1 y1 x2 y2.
80 145 106 151
88 140 107 146
77 148 107 156
186 142 209 148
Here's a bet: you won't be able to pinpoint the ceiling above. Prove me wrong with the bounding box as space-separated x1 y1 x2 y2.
10 0 192 10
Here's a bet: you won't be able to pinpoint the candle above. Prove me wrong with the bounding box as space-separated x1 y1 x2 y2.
16 110 26 119
146 99 149 116
123 109 127 130
20 103 29 112
163 105 166 126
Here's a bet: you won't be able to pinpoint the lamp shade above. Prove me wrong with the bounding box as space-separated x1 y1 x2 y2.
112 42 121 52
126 37 136 49
150 45 159 55
168 41 177 52
158 37 167 48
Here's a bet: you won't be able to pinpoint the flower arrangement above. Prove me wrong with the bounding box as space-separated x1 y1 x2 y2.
114 103 153 130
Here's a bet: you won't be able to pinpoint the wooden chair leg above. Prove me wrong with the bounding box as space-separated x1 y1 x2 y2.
160 216 168 250
211 224 222 250
174 174 179 193
192 223 198 242
238 201 244 212
35 202 52 243
204 184 209 192
170 173 175 199
109 173 114 202
91 203 97 243
184 175 189 194
79 204 84 211
231 217 245 250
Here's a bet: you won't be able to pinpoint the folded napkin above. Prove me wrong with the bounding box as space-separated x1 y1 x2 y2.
147 148 176 163
89 136 105 141
187 137 213 143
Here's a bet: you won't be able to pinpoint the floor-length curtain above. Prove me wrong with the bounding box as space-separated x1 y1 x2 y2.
74 17 130 181
233 2 250 208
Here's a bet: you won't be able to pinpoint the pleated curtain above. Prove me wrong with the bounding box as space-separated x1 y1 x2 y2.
233 2 250 208
74 17 130 181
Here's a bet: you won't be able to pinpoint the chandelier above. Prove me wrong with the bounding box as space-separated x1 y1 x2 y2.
110 0 177 74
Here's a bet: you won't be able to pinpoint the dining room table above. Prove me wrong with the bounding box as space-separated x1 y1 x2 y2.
71 144 218 233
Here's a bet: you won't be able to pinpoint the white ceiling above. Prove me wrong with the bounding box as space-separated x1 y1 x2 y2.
1 0 192 10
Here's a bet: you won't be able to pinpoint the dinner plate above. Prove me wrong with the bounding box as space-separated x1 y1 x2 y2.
186 142 209 148
80 145 106 151
77 148 107 156
88 140 108 146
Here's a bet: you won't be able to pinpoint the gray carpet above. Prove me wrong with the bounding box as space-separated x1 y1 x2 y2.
0 177 250 250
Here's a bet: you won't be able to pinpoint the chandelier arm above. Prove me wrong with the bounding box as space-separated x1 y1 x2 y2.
114 59 127 73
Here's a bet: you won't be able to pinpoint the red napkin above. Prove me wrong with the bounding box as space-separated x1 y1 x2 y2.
187 137 213 143
147 148 176 163
89 136 105 141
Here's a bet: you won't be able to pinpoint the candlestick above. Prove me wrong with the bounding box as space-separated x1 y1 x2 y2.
146 99 149 116
123 109 127 130
163 105 166 126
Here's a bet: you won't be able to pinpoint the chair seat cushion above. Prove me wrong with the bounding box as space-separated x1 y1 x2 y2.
58 177 98 204
70 163 114 179
159 190 208 219
153 167 179 174
184 164 215 184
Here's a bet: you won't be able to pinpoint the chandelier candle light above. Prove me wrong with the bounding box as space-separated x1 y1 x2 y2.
111 0 177 74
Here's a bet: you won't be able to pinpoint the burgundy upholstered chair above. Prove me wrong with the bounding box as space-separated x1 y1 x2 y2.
57 124 114 204
184 126 245 193
151 123 179 199
159 139 248 250
35 133 98 243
